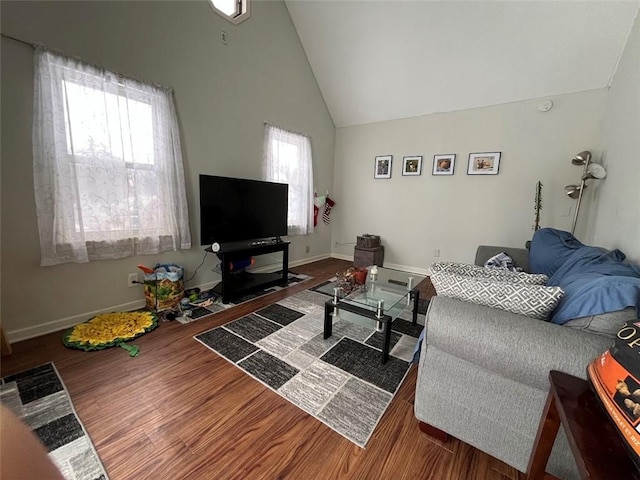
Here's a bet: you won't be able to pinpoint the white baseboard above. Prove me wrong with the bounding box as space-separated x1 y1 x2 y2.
8 299 147 344
382 262 430 276
289 253 331 268
7 253 333 344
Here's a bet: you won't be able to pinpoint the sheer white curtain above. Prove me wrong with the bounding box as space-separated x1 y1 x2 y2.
33 48 191 266
263 124 314 236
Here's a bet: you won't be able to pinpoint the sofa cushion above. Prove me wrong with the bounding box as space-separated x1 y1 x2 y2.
430 261 548 285
564 308 637 338
430 271 564 320
422 296 613 391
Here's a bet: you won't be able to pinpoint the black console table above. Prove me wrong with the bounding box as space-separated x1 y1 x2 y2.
205 241 290 303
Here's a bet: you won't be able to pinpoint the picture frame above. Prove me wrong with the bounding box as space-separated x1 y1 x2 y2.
467 152 501 175
374 155 393 179
402 156 422 176
432 154 456 176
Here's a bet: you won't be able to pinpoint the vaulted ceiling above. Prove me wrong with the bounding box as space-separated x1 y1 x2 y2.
285 1 640 128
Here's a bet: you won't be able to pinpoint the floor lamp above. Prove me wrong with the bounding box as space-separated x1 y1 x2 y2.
564 151 607 234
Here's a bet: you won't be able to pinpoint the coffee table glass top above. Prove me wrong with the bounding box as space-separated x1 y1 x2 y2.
317 266 425 320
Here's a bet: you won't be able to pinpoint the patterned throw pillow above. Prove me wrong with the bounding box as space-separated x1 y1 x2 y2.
430 271 564 320
430 261 548 285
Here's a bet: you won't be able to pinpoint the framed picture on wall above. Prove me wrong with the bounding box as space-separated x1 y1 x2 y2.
402 156 422 176
467 152 501 175
432 154 456 176
374 155 393 179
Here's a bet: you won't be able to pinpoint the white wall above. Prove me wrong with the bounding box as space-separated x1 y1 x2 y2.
0 1 335 340
332 90 608 271
588 12 640 263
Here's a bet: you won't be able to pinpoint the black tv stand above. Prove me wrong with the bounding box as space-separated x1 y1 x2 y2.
206 241 290 303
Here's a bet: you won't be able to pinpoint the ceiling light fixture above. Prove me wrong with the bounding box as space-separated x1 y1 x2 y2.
564 151 606 235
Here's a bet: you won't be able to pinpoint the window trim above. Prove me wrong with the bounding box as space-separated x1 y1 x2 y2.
208 0 250 25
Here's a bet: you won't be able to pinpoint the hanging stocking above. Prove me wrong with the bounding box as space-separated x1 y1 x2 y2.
313 192 320 227
323 197 335 224
313 204 319 227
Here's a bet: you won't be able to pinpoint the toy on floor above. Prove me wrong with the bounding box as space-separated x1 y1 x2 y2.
119 343 140 357
62 311 157 356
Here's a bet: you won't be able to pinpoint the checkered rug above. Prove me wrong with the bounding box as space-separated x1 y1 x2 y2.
195 287 425 447
1 363 108 480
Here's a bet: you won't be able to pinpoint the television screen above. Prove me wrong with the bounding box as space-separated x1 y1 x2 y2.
199 175 288 246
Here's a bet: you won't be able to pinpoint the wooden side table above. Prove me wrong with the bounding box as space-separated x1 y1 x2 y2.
526 370 640 479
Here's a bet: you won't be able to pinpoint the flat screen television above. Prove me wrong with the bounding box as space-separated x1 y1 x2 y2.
199 175 288 246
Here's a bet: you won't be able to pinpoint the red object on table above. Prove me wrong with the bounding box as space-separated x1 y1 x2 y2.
353 268 367 284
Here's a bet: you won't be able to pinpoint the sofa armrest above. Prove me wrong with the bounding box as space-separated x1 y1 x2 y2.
424 296 613 391
475 245 530 272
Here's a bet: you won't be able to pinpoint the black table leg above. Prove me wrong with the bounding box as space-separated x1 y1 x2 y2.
324 301 334 339
412 290 420 325
382 318 391 364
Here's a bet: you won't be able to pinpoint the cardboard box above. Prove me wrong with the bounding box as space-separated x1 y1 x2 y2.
354 246 384 268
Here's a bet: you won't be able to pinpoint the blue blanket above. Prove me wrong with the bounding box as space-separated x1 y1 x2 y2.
530 228 640 324
529 228 590 277
412 329 425 364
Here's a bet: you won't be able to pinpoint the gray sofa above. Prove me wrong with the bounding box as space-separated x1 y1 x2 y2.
414 246 617 479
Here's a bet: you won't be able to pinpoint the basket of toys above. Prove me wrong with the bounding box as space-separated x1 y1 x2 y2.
143 264 184 311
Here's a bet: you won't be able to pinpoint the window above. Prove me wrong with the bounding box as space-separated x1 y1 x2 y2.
33 48 191 266
209 0 250 25
263 124 314 236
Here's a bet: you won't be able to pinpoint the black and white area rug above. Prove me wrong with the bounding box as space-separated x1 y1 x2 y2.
0 363 108 480
195 288 425 447
177 271 312 324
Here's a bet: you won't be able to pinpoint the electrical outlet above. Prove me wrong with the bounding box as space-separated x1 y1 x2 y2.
128 273 139 287
221 31 228 45
434 249 440 258
334 241 339 248
305 245 310 254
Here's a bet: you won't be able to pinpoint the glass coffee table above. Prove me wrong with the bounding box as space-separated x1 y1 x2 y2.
318 266 425 364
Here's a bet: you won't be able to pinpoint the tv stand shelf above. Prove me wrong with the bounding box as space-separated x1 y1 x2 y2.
205 241 290 303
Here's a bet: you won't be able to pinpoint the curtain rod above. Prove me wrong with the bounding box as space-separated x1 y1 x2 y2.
1 32 174 93
265 121 311 139
1 33 34 48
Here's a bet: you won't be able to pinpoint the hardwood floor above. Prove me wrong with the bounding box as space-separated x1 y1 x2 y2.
1 258 525 479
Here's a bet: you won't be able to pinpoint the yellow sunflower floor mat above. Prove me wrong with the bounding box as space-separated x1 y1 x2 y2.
63 311 158 356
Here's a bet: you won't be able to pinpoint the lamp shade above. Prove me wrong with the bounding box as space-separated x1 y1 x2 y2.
571 151 592 166
566 150 605 235
564 184 585 199
582 163 607 180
